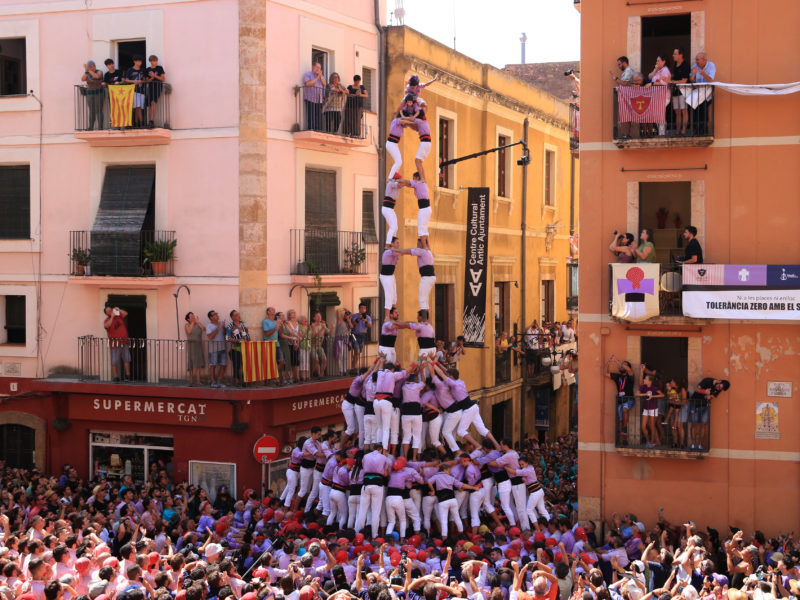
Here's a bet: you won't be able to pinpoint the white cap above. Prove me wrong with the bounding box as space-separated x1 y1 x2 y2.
205 543 222 558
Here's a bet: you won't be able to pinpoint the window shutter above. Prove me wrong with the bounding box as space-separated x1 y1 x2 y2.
361 68 373 112
0 166 30 239
361 190 377 243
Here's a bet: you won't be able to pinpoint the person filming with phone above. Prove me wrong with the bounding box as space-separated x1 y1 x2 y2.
103 305 131 382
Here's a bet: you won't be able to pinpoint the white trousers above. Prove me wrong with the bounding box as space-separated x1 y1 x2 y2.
417 206 432 237
442 410 463 452
437 498 463 538
426 414 443 448
363 413 380 446
419 347 437 361
318 482 331 516
380 274 397 310
304 470 323 511
480 478 496 514
527 488 550 521
422 495 438 531
385 494 407 537
281 468 299 507
457 403 490 437
355 404 366 449
374 398 394 450
512 483 530 530
416 140 431 161
405 495 422 532
401 414 423 449
419 275 436 310
378 346 396 363
342 399 358 436
347 494 361 528
387 140 402 179
456 489 469 518
327 489 348 528
298 466 314 497
469 490 485 527
382 206 398 245
355 484 384 538
497 480 516 526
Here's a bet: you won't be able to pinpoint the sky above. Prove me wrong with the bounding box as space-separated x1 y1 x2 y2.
387 0 581 68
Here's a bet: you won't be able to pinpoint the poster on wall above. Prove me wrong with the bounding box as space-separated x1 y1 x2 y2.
462 187 489 346
188 461 237 503
610 263 660 322
755 402 779 439
268 458 289 497
682 265 800 320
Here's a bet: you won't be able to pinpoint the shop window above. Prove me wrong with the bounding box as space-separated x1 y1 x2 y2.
0 38 27 96
188 461 236 503
90 432 173 485
1 295 25 345
434 284 454 343
498 134 510 198
361 189 377 243
361 67 374 112
438 116 455 189
543 149 555 206
0 165 30 239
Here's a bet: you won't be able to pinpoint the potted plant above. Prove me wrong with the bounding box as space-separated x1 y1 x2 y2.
144 239 177 275
70 247 91 276
343 242 366 273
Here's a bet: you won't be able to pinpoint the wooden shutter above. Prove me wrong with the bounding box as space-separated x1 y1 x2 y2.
0 166 30 239
304 169 338 271
544 150 554 206
439 118 450 188
498 135 508 197
361 190 377 243
361 68 373 112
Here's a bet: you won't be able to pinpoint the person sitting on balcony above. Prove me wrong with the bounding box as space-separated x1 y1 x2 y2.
103 58 123 85
607 355 635 444
633 228 655 263
104 306 131 382
646 55 671 136
636 374 664 448
322 72 347 134
676 225 703 264
145 54 166 128
81 60 104 130
609 231 636 263
689 378 729 452
124 55 147 127
671 48 691 136
303 62 326 131
344 74 367 137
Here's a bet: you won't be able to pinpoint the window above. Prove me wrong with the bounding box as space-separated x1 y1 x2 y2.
541 279 554 323
311 48 330 79
544 149 555 206
0 425 34 469
438 116 454 189
361 67 374 112
304 169 338 272
0 38 26 96
116 39 146 73
567 262 579 311
493 282 509 337
0 165 30 239
497 134 509 198
641 15 690 85
361 190 377 243
0 295 25 345
434 284 454 343
638 181 691 264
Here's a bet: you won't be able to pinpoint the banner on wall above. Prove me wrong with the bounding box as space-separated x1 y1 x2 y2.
610 263 660 322
682 264 800 320
462 187 489 347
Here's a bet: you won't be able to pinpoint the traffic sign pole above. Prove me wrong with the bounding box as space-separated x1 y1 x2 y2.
253 435 280 499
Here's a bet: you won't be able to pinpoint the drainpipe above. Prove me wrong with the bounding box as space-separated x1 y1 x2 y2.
520 117 529 442
375 0 387 318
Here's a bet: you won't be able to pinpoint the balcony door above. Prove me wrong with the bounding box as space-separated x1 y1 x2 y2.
106 294 147 381
639 181 691 264
304 169 338 273
541 280 554 324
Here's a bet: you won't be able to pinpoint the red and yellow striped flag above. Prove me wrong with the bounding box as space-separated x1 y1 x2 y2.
108 85 135 128
241 341 279 383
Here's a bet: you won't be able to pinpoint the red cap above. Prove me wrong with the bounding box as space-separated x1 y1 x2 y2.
433 539 443 547
393 457 407 471
505 547 519 558
336 550 348 564
575 527 587 541
494 526 506 536
241 595 258 600
375 537 385 545
252 568 269 579
555 552 563 562
216 522 228 535
417 550 428 561
473 564 482 577
509 527 521 537
337 537 349 546
390 553 401 566
345 458 356 468
409 534 421 546
308 522 320 530
524 540 534 550
534 532 546 542
456 539 466 546
298 586 316 600
546 538 558 547
354 533 365 544
264 508 274 520
408 550 417 560
458 551 468 559
294 510 304 521
370 553 379 564
274 510 285 521
363 543 374 553
579 552 597 565
148 552 160 565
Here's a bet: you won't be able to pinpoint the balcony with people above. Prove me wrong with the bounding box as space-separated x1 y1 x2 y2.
293 65 369 147
73 55 171 145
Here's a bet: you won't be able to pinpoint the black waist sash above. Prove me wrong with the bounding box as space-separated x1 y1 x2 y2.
419 265 435 277
387 487 410 499
364 473 386 486
511 476 524 486
418 199 431 209
401 403 422 415
494 471 509 483
379 334 397 347
383 197 396 208
436 489 455 502
418 337 435 349
350 483 363 495
381 264 396 276
300 459 316 469
527 481 542 493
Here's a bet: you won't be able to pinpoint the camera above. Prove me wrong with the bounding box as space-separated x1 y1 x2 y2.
564 69 574 76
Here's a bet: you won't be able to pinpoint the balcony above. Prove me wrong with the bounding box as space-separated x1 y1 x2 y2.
615 396 708 458
292 84 369 148
73 82 171 146
612 84 714 149
290 229 378 281
608 262 687 323
69 230 176 280
569 103 579 153
74 335 370 387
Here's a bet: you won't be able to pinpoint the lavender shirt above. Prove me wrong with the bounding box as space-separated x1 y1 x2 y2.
382 249 399 267
347 376 365 398
515 465 538 485
290 447 303 467
363 377 377 403
387 468 422 490
416 118 431 139
362 451 392 476
388 118 406 140
474 449 503 475
301 438 320 460
303 71 324 102
385 180 400 201
377 369 406 395
322 455 338 481
402 381 425 404
409 322 435 339
432 376 456 410
444 376 469 402
409 179 429 200
421 389 439 411
411 248 434 268
332 466 350 488
496 450 520 472
428 471 464 491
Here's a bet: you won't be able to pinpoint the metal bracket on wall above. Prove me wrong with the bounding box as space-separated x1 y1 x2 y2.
620 164 708 172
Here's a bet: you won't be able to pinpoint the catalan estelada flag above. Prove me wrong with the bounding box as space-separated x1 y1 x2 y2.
108 84 134 127
241 341 279 383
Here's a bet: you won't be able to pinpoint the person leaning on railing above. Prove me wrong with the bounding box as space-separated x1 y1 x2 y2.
606 355 635 444
81 60 104 130
322 72 347 134
103 306 131 382
302 62 326 131
691 52 716 136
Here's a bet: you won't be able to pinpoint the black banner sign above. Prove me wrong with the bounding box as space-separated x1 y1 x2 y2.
462 187 489 347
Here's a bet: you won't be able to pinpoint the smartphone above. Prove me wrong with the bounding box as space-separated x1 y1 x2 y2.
113 308 120 316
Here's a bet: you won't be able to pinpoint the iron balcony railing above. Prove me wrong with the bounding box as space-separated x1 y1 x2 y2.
566 296 579 311
615 395 709 453
69 230 176 277
612 83 714 141
295 84 366 138
569 103 579 151
290 229 377 276
607 262 683 319
495 351 512 384
77 334 370 386
74 82 171 131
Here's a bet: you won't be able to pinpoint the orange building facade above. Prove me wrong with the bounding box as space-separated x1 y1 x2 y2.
576 0 800 534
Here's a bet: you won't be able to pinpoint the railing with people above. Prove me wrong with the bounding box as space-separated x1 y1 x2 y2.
74 82 171 131
290 229 377 276
295 84 366 138
69 230 176 277
614 395 709 453
76 334 371 387
612 83 714 141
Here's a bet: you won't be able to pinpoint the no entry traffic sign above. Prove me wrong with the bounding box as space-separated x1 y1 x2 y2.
253 434 279 464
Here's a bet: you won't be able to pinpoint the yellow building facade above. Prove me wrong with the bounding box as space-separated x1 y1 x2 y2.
385 27 579 443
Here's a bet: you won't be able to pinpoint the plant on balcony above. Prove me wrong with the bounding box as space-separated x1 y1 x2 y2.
143 239 177 276
70 247 91 275
343 242 366 273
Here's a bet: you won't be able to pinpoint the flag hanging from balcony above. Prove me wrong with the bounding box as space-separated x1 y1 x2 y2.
240 341 279 383
108 84 135 128
610 263 660 322
617 86 671 123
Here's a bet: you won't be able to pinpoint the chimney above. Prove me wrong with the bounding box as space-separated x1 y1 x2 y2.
520 32 527 64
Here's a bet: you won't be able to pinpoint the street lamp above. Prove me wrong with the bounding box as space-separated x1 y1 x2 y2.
173 285 191 339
